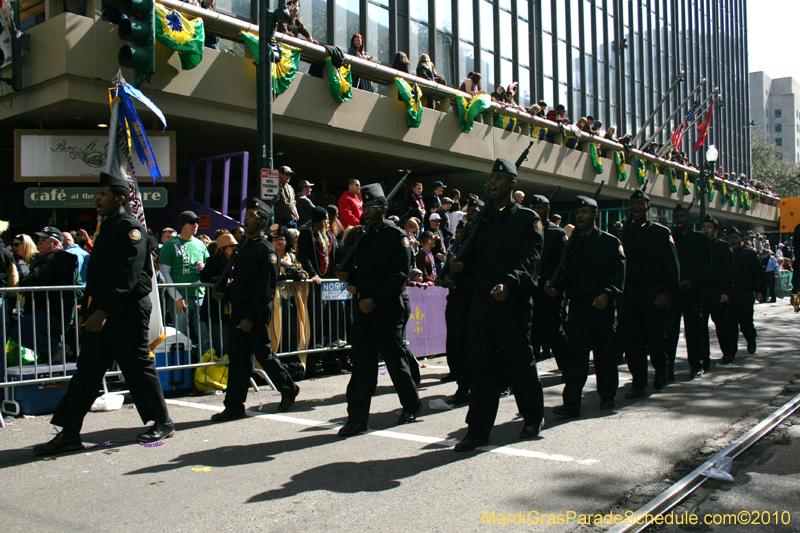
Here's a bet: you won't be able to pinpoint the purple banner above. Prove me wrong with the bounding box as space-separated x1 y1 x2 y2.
406 286 448 358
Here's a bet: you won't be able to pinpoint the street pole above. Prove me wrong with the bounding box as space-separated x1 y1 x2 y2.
641 79 707 153
257 1 291 174
700 164 708 223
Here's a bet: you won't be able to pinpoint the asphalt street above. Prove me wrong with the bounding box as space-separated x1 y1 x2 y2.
1 299 798 533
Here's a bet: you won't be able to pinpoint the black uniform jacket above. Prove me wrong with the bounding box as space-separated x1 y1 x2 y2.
21 249 78 315
560 228 625 300
349 220 412 305
83 212 151 315
732 247 767 294
228 234 280 323
707 237 735 296
621 219 679 297
672 228 711 288
539 220 568 282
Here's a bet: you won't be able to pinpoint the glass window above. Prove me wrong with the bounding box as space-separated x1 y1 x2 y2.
595 5 604 51
583 0 593 46
458 41 475 83
409 0 428 23
541 31 554 78
368 4 391 66
435 31 454 86
481 50 495 92
775 123 782 133
409 21 430 67
372 0 389 6
559 82 568 110
610 67 617 105
585 56 594 95
541 0 551 33
776 138 783 146
518 0 529 21
500 57 512 88
607 14 616 69
518 66 531 108
572 87 583 118
518 19 530 66
558 40 568 84
598 61 606 102
500 0 512 10
570 0 580 44
500 10 513 58
436 0 452 32
216 0 254 21
557 0 567 39
459 0 474 43
543 76 554 107
481 1 494 52
305 0 329 44
335 0 360 51
775 109 782 118
572 46 581 90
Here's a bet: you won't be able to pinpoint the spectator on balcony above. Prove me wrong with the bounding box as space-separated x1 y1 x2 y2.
459 72 482 96
348 34 374 92
392 52 412 74
276 0 318 44
491 85 509 105
536 100 548 117
274 166 300 228
416 54 444 108
546 104 567 123
337 178 363 230
295 180 316 227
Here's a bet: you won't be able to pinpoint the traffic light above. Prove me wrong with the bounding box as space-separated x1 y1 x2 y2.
105 0 155 84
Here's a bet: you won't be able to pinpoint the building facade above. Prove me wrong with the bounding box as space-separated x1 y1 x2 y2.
749 71 800 164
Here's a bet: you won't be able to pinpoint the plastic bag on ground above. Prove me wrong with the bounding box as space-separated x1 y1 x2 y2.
90 393 125 412
701 456 734 481
428 398 454 410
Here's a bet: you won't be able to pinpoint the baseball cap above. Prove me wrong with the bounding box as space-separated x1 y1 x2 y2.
35 226 63 243
296 180 315 189
279 166 294 175
429 213 442 221
432 181 447 189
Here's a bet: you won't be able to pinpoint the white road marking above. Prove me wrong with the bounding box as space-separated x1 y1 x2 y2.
166 399 600 465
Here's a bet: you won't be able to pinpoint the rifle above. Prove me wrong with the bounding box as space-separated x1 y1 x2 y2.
336 170 412 276
547 180 605 290
515 141 534 169
548 186 561 203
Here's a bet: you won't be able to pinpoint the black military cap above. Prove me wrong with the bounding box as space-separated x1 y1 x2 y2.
98 170 129 189
249 198 273 220
729 226 743 236
674 202 689 213
311 205 329 223
361 183 387 205
467 194 484 208
576 196 597 209
531 195 550 206
35 226 63 243
703 214 719 228
630 189 650 201
491 158 517 177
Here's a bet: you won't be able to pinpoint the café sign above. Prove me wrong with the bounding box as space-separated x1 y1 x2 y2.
25 187 169 208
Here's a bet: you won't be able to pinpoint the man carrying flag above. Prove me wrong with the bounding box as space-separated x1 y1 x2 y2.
693 98 716 153
671 99 699 152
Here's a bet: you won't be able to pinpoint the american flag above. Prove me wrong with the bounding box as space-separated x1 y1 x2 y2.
671 99 700 152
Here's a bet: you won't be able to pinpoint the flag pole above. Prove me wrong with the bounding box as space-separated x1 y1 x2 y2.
630 71 685 146
656 88 719 158
641 78 706 152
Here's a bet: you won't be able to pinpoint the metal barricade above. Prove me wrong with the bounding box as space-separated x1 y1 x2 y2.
0 280 354 416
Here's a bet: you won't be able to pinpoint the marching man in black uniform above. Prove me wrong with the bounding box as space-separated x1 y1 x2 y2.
727 227 766 358
549 196 625 416
34 172 174 455
337 184 420 437
451 158 545 452
619 189 679 399
666 203 711 378
700 215 736 365
530 195 569 368
210 198 299 421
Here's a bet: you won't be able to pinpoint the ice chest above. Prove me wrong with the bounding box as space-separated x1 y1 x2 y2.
2 363 78 416
153 344 192 395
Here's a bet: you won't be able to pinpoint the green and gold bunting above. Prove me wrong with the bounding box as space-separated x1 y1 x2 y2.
456 94 492 133
744 191 751 211
651 161 660 176
495 114 517 131
589 144 604 174
667 168 678 193
326 58 353 102
682 172 691 195
531 125 545 139
634 158 647 184
754 191 761 203
707 178 715 202
155 4 205 70
614 151 627 182
395 78 423 128
695 177 702 197
240 32 302 95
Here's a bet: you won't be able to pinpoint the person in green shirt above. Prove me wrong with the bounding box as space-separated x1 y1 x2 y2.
159 211 210 355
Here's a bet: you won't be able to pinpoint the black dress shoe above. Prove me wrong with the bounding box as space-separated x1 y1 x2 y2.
599 399 616 410
338 421 368 437
439 374 456 383
747 340 756 354
498 386 511 398
277 385 300 413
519 419 545 439
449 392 469 407
210 409 247 422
653 374 667 390
722 355 734 364
624 388 646 400
33 431 83 455
552 405 580 418
454 435 489 452
667 370 675 383
138 421 175 443
689 367 704 378
397 404 422 425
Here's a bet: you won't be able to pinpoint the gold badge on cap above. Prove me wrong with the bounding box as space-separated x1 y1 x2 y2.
534 220 544 233
669 235 675 244
129 229 142 241
499 164 505 171
269 253 278 264
619 244 625 257
402 236 411 248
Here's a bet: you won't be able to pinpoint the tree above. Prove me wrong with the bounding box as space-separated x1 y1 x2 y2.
751 128 800 198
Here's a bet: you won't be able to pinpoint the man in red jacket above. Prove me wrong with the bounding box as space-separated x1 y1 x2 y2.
337 179 362 229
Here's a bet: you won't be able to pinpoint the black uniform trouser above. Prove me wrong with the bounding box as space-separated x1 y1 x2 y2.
701 292 734 360
225 306 296 411
346 297 419 425
52 299 169 433
562 298 619 410
402 293 420 385
445 290 472 393
666 291 706 372
620 288 669 390
764 271 777 301
531 287 569 369
729 290 756 356
465 297 543 441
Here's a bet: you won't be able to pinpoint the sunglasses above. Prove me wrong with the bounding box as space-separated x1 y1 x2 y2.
12 242 22 246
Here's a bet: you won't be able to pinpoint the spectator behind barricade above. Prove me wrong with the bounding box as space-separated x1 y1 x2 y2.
392 52 412 74
161 227 177 247
62 231 89 284
276 0 318 43
208 228 231 255
415 231 438 284
231 225 245 243
425 180 446 214
295 179 316 227
70 228 93 253
514 191 525 205
551 214 563 227
11 233 38 281
408 268 431 287
274 166 300 228
427 214 447 271
270 224 306 281
404 218 421 254
297 207 338 284
459 72 482 96
16 227 78 363
158 210 209 354
197 234 212 247
348 33 375 92
199 233 237 357
337 178 362 230
761 249 780 303
404 182 426 222
339 224 361 259
436 197 454 244
449 189 461 211
326 205 344 240
1 245 19 327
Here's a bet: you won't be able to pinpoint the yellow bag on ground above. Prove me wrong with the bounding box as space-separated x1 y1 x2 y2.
194 349 229 391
